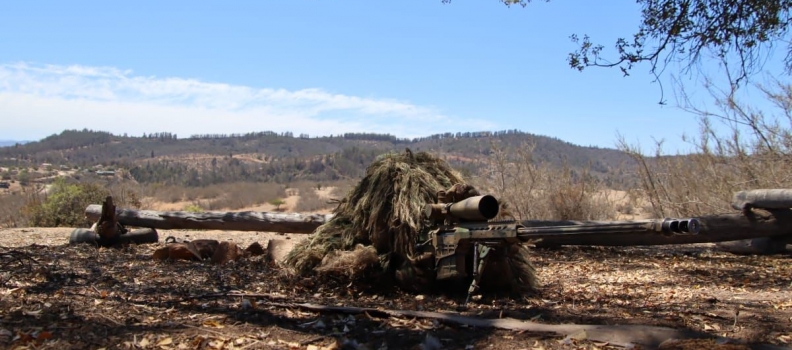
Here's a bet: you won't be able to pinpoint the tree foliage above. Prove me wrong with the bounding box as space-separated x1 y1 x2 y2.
447 0 792 87
268 198 286 211
23 178 109 227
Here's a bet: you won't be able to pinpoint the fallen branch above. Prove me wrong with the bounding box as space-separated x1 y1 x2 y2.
185 293 752 349
181 292 292 302
84 205 332 234
85 203 792 247
266 302 706 348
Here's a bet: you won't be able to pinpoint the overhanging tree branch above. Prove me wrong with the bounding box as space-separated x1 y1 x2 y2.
443 0 792 87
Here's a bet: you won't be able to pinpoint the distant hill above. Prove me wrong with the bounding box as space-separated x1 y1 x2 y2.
0 129 638 187
0 140 30 147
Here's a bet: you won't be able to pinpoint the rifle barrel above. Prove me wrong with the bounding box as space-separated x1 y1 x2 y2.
515 218 700 240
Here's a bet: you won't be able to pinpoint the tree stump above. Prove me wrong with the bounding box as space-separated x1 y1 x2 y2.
95 196 122 246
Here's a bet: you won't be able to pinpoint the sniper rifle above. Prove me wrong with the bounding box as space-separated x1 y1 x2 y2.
417 193 700 303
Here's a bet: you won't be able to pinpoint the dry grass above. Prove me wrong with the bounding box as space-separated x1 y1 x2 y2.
0 191 27 228
145 184 186 203
619 80 792 218
142 182 286 211
475 142 619 221
205 182 286 210
313 244 380 278
328 179 357 199
293 182 334 212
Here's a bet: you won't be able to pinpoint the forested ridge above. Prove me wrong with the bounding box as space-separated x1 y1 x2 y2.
0 129 634 186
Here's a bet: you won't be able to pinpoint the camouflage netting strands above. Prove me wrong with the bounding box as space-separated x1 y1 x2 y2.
479 244 538 295
284 149 462 277
284 149 537 294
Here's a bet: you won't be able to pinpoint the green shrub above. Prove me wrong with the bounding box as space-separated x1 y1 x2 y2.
17 170 30 186
183 203 204 213
24 178 109 227
268 198 286 211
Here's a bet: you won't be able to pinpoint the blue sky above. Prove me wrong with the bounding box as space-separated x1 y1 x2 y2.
0 1 781 152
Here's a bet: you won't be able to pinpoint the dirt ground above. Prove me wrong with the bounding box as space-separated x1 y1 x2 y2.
0 228 791 350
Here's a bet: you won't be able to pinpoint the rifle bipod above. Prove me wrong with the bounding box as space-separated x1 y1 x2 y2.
464 243 492 306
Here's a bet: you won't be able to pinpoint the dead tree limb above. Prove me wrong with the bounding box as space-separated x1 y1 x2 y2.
85 205 332 233
85 203 792 246
234 299 751 349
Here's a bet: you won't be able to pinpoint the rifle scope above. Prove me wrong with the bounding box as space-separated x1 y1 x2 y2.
424 195 500 222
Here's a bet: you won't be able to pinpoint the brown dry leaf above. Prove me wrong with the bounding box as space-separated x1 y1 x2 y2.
209 339 228 349
36 331 52 341
202 319 225 328
321 341 340 350
16 331 34 344
277 339 300 348
158 337 173 346
139 337 150 347
774 300 792 310
191 336 207 347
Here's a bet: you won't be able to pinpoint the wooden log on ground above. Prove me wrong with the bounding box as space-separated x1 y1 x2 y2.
85 205 333 233
70 227 159 246
530 209 792 247
715 236 792 255
732 188 792 210
69 228 98 245
85 204 792 247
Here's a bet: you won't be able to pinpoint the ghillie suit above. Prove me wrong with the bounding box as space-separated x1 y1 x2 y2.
284 149 537 294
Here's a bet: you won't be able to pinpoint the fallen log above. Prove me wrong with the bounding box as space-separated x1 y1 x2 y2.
69 227 159 246
732 189 792 211
85 205 333 233
715 236 792 255
528 209 792 247
85 204 792 247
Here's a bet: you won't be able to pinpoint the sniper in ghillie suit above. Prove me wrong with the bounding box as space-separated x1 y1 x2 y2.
283 149 698 301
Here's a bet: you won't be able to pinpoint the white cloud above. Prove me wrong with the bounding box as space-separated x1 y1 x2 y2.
0 62 495 140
